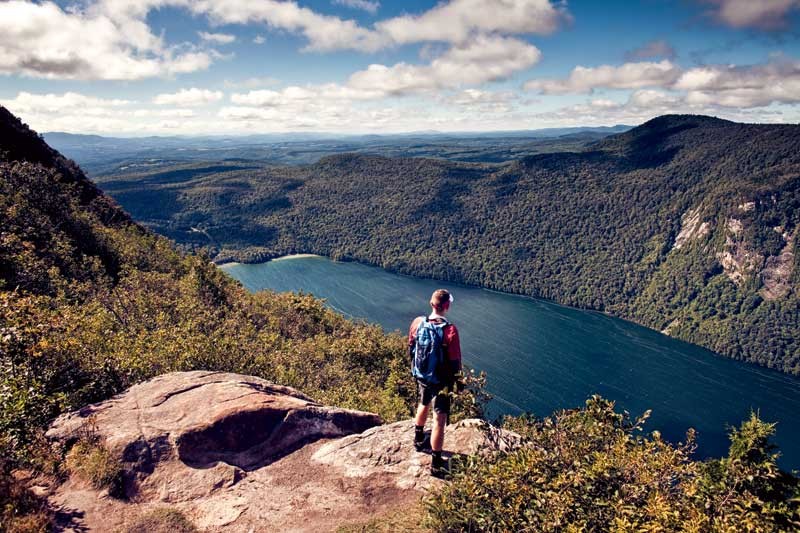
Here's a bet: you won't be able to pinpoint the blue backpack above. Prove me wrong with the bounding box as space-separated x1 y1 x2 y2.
412 316 448 384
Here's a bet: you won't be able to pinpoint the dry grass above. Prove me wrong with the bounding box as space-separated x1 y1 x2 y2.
123 508 198 533
65 440 123 496
336 503 429 533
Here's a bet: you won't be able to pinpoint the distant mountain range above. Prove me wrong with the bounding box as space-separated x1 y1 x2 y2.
43 125 632 175
95 114 800 375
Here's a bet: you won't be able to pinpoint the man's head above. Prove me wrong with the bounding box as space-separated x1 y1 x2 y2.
430 289 453 315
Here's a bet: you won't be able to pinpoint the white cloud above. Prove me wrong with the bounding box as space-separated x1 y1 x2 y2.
0 0 213 80
253 35 266 44
198 31 236 44
189 0 388 52
0 0 570 80
333 0 380 14
153 88 224 106
525 60 681 94
2 91 133 114
698 0 800 30
675 59 800 107
376 0 569 45
348 36 541 95
526 56 800 109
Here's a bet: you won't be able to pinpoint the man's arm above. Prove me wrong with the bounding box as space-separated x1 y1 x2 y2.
408 317 422 357
443 324 462 384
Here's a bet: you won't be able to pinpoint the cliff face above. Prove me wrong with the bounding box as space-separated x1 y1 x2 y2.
46 372 518 532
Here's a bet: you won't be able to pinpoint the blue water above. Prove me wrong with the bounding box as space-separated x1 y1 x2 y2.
221 256 800 469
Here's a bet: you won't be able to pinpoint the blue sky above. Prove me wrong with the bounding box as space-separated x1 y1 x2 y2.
1 0 799 135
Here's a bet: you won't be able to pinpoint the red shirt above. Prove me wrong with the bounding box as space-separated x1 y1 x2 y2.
408 316 462 369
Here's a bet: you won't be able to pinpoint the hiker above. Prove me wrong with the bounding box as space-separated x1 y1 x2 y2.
408 288 464 477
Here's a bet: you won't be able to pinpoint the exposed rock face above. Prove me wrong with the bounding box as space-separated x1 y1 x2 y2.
47 372 516 532
761 229 796 300
673 206 711 250
716 217 764 286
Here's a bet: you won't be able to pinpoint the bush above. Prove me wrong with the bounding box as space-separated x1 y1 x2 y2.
65 439 123 496
425 397 800 532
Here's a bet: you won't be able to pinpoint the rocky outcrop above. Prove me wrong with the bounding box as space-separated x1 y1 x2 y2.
716 217 764 286
673 206 711 250
761 229 796 300
312 418 522 491
47 372 516 532
47 371 382 502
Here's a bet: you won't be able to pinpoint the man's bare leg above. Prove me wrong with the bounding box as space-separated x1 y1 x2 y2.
414 403 430 427
431 412 447 451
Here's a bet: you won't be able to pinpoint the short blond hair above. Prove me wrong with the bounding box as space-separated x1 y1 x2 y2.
430 289 452 313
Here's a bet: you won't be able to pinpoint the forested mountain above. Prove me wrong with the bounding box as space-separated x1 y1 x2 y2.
101 115 800 375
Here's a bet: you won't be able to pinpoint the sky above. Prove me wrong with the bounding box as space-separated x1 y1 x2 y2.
1 0 799 136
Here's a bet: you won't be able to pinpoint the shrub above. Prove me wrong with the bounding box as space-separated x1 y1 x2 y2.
425 397 800 532
65 439 123 496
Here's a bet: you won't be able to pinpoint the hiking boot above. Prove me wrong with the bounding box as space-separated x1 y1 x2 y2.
413 426 428 451
431 453 449 478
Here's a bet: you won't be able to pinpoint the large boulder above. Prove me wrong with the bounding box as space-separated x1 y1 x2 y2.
47 371 382 501
47 371 520 532
312 418 522 491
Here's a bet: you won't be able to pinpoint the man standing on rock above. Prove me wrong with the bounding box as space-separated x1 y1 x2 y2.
408 288 463 477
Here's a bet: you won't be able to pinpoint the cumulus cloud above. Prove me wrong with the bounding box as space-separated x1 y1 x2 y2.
198 31 236 44
0 0 571 80
348 36 541 95
333 0 380 14
526 55 800 109
676 59 800 107
698 0 800 30
188 0 388 52
2 91 133 114
376 0 569 45
524 60 681 94
253 35 267 44
153 88 224 106
625 40 676 61
0 0 213 80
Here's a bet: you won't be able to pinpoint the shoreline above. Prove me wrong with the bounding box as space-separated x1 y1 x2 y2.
219 253 322 268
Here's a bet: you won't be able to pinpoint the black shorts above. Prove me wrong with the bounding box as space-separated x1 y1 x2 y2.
418 380 451 415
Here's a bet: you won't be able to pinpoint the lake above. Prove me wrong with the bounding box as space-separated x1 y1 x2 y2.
221 255 800 469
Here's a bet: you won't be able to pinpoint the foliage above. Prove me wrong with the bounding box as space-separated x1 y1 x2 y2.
101 115 800 374
65 438 124 495
123 508 197 533
448 369 492 424
425 397 800 532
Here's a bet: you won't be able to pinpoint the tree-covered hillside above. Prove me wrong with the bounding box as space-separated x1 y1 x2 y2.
102 115 800 375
